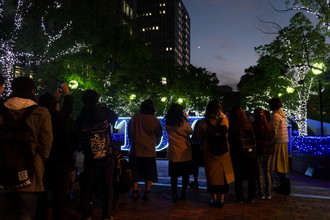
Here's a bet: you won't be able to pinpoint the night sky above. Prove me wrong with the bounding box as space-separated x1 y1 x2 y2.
182 0 301 90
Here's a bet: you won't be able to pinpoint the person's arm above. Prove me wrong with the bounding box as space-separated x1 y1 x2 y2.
37 108 53 161
272 113 281 136
155 119 163 139
185 120 193 136
196 120 206 141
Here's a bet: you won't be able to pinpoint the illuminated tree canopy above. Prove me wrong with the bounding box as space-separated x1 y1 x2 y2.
0 0 86 96
238 56 291 112
250 12 329 136
284 0 330 32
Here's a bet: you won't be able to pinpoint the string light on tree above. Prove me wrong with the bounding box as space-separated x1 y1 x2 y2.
0 0 87 97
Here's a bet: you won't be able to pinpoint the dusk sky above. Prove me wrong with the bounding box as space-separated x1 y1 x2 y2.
182 0 300 90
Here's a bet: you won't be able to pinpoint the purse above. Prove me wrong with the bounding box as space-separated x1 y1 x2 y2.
240 129 256 158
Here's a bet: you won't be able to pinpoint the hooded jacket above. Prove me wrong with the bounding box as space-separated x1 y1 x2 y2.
0 97 53 192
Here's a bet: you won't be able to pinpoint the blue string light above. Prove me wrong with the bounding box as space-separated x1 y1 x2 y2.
292 136 330 156
112 118 330 156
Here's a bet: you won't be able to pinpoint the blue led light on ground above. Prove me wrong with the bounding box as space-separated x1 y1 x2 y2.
292 136 330 156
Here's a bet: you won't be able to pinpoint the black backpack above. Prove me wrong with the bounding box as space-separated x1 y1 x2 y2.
205 118 228 155
80 120 112 159
0 105 37 190
114 154 132 194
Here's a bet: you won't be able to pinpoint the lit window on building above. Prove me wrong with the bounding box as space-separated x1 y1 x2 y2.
163 3 166 6
142 28 145 31
166 47 169 51
163 10 166 14
149 12 152 16
156 26 159 30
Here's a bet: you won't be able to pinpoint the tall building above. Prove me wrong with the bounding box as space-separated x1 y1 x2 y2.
115 0 136 20
136 0 190 66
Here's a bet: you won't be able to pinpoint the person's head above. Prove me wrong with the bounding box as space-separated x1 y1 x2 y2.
230 106 248 120
139 99 156 115
229 106 251 129
0 74 5 94
39 93 57 113
165 103 185 126
205 100 223 119
11 76 36 101
253 107 272 132
268 97 282 111
82 89 99 106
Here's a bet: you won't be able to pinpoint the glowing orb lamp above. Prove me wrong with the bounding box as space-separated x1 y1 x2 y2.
68 80 79 89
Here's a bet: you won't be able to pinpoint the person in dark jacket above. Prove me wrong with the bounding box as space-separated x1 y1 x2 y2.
253 108 275 200
36 83 78 219
76 89 118 220
228 106 257 203
189 119 203 189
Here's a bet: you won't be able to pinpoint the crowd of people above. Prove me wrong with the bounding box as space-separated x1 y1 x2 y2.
0 76 290 220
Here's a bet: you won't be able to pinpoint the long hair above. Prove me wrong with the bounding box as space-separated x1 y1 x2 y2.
205 100 224 119
253 108 273 135
229 106 251 131
165 103 185 127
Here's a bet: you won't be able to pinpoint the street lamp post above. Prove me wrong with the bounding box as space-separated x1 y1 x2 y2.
312 63 326 136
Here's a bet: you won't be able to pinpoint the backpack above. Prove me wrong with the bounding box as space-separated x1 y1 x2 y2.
0 105 37 190
240 128 257 158
114 154 132 194
80 120 112 159
205 118 228 155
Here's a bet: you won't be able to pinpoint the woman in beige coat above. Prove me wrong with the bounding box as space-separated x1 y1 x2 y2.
197 100 234 208
165 103 193 202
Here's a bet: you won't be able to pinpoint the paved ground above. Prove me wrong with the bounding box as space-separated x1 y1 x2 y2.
47 156 330 220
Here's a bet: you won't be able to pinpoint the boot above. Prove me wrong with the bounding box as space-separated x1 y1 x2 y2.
172 192 178 202
274 178 290 194
282 178 291 194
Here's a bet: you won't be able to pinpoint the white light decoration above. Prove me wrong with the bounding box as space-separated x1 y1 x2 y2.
286 87 295 93
177 98 183 104
161 97 167 102
0 0 88 97
291 1 330 30
129 94 136 100
275 33 324 136
161 77 167 85
312 62 326 75
68 80 79 89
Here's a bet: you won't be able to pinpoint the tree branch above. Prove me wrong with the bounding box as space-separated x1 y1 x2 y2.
254 17 283 35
